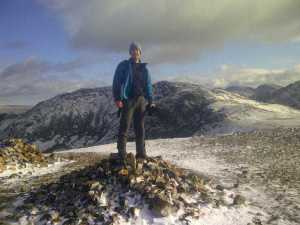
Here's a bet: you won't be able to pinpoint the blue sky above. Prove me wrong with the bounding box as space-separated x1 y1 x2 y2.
0 0 71 63
0 0 300 105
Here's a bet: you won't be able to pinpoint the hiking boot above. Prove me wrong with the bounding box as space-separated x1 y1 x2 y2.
135 153 148 161
110 153 127 170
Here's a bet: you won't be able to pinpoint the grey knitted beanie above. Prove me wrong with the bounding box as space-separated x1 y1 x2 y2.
129 42 142 54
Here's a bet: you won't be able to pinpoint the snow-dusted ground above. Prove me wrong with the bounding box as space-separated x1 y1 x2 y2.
60 137 228 180
0 160 73 187
56 137 273 225
1 134 297 224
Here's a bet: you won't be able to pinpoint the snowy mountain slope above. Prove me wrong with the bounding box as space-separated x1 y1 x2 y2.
206 89 300 134
0 86 117 151
266 80 300 109
0 81 222 152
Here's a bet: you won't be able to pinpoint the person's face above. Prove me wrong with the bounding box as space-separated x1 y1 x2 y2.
130 48 141 61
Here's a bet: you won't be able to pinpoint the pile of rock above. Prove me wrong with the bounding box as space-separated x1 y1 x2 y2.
0 138 47 172
110 153 208 218
15 153 225 224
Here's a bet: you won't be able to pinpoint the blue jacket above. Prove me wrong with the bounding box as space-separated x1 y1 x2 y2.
112 57 153 103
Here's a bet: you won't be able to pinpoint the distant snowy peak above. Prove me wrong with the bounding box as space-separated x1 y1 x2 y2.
224 81 300 110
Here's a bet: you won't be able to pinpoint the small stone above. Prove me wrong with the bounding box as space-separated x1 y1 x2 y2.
89 181 102 190
50 210 60 222
233 194 246 205
148 195 174 217
118 168 129 176
252 217 262 225
216 184 224 191
129 207 140 218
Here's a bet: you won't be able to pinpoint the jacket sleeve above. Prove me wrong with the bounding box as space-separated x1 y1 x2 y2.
145 67 153 104
112 62 124 101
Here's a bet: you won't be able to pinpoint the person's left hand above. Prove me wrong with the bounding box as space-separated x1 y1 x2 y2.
150 103 156 108
147 103 157 116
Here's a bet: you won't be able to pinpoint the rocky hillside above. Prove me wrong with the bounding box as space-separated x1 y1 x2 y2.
0 81 223 152
225 85 256 98
265 80 300 109
251 84 282 102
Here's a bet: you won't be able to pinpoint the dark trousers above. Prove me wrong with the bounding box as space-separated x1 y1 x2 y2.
117 95 147 159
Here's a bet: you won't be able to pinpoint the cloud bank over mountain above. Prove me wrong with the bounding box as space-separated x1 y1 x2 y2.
170 63 300 88
213 64 300 88
41 0 300 64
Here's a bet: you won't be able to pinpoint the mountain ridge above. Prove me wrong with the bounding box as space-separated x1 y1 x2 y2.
0 81 222 151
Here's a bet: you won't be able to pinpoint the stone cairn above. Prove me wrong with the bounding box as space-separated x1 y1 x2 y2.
0 138 47 172
17 153 221 225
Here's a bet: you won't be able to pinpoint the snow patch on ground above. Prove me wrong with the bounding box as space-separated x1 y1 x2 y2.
0 159 73 182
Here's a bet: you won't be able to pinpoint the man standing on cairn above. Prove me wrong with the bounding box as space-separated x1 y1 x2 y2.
112 42 156 161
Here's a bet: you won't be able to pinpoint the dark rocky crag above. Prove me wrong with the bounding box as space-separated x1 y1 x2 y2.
0 81 224 152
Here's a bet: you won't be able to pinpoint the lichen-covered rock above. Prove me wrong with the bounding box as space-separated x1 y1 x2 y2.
0 138 47 172
0 156 4 172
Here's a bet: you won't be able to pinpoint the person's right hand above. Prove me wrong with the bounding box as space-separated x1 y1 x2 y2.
115 100 123 108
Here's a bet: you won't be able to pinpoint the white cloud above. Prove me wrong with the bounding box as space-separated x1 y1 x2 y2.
213 64 300 87
40 0 300 64
0 58 107 105
294 64 300 72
